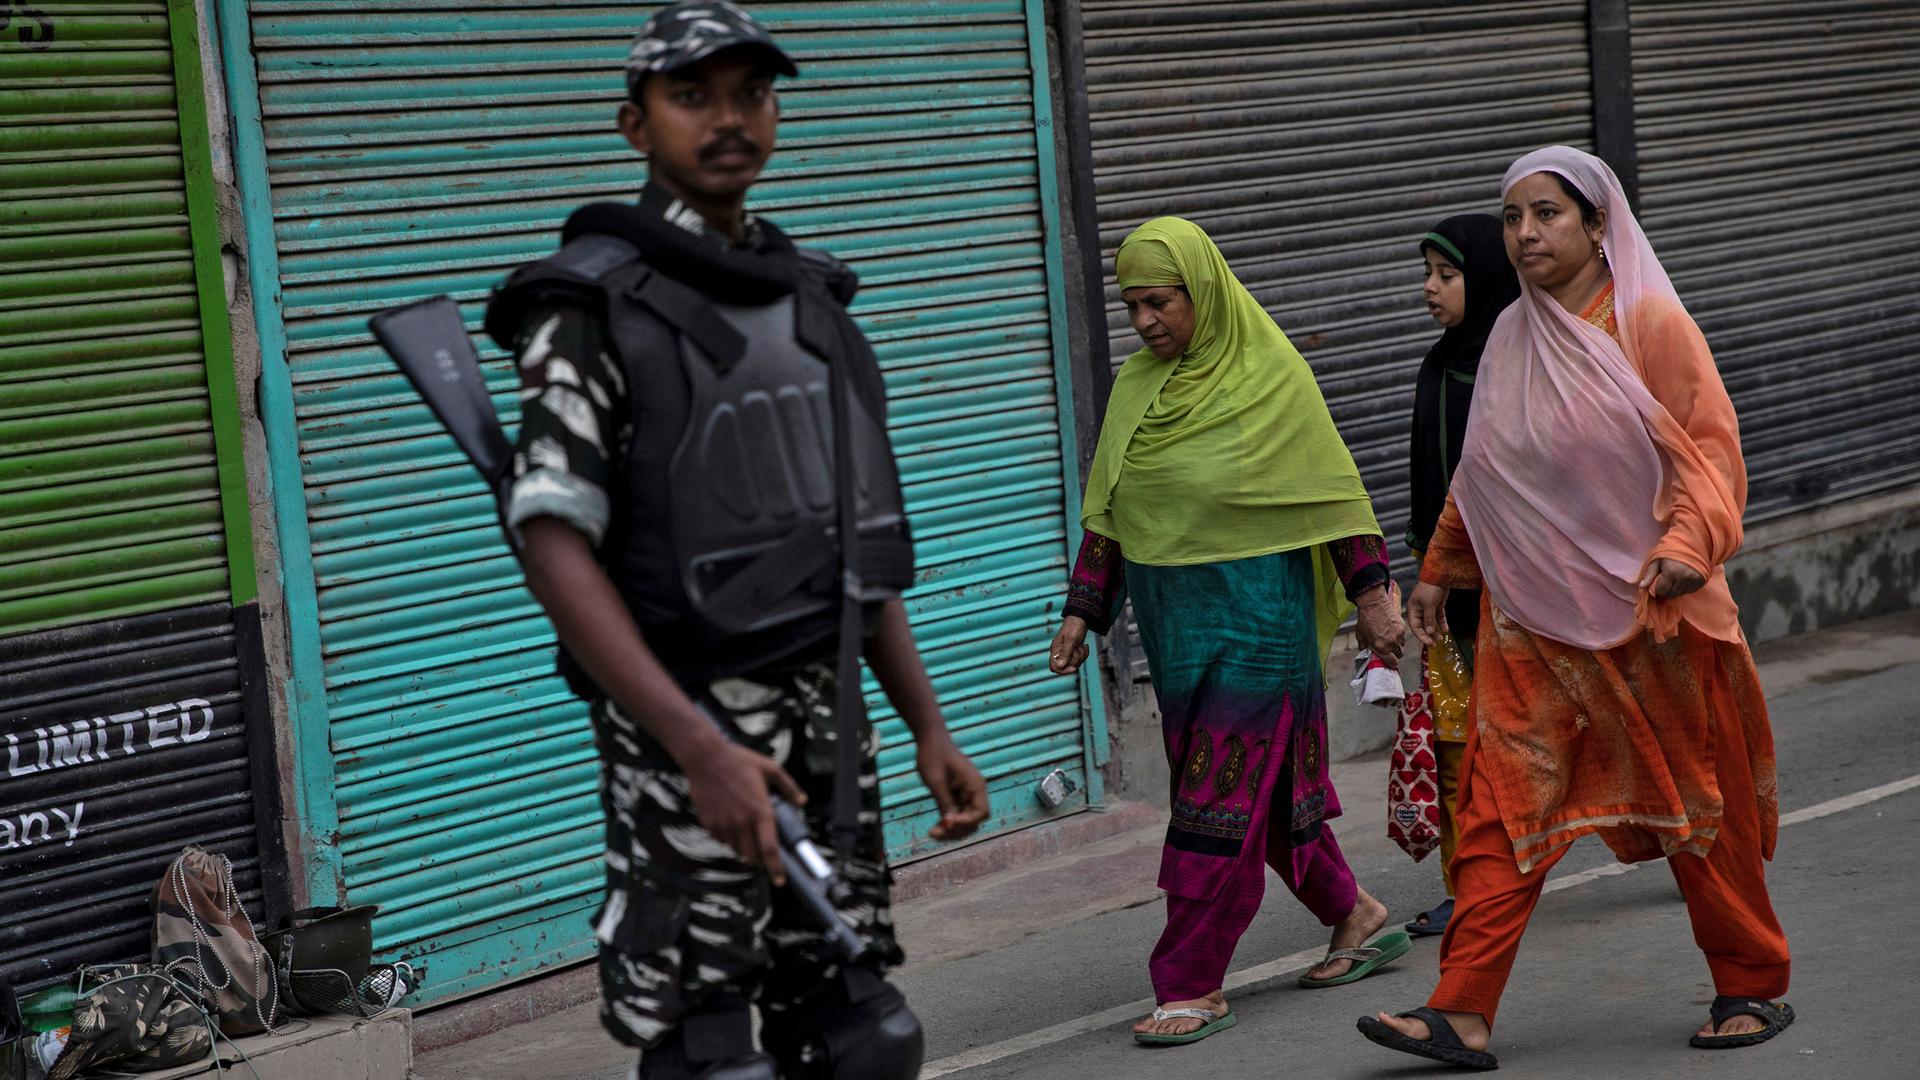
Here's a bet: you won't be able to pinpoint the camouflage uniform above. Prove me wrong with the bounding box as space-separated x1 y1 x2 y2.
506 201 902 1051
48 967 214 1079
588 667 900 1048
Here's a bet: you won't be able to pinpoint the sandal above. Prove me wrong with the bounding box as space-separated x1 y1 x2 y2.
1689 996 1794 1049
1134 1005 1237 1046
1357 1007 1499 1070
1405 897 1454 937
1297 931 1411 988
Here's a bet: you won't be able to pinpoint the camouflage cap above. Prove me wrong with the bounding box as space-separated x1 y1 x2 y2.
626 2 798 94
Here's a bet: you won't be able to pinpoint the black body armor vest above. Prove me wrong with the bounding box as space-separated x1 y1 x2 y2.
486 224 914 686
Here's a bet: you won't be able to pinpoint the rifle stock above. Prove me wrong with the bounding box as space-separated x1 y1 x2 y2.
369 296 512 493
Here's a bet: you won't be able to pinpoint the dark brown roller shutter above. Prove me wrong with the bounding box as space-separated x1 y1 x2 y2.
0 604 275 991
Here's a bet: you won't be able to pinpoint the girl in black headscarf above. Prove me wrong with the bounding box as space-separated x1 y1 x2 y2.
1400 213 1520 937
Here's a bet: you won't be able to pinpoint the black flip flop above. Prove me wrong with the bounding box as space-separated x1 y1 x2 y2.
1690 996 1794 1050
1405 898 1454 937
1357 1007 1498 1070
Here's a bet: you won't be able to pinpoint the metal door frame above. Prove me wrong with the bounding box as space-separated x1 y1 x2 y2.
212 0 342 907
1026 0 1110 809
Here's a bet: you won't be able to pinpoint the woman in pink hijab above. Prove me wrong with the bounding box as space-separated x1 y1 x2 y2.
1356 147 1792 1070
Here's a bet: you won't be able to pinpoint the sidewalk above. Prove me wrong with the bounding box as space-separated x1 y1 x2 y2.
412 608 1920 1079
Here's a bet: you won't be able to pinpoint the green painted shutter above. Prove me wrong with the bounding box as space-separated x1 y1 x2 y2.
2 0 270 993
0 1 234 635
235 0 1086 1001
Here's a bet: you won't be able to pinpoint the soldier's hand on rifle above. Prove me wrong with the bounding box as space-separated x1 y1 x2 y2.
684 743 807 885
916 735 990 841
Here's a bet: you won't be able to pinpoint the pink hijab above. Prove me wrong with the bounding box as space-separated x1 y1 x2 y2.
1452 146 1746 650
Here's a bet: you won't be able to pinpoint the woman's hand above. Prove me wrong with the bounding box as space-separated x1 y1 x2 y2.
1049 616 1091 675
1354 581 1406 668
1407 581 1450 648
1639 557 1706 599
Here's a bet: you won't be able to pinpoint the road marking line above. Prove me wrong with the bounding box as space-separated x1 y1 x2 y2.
1779 772 1920 825
920 770 1920 1077
919 945 1327 1079
1543 859 1638 894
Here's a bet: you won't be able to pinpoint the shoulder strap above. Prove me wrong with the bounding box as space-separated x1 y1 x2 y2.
484 234 640 350
544 233 643 282
796 246 860 305
626 269 748 373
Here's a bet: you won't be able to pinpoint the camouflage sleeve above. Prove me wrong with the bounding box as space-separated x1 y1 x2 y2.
504 301 626 547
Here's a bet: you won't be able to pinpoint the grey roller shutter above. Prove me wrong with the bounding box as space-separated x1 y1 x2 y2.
1080 0 1595 549
1632 0 1920 517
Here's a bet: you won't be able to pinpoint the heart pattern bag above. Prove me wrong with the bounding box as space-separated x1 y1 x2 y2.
1386 645 1443 861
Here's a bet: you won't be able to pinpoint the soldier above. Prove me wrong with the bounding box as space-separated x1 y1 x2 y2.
484 4 990 1077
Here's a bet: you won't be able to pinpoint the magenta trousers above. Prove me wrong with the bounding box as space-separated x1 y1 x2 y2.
1148 822 1359 1001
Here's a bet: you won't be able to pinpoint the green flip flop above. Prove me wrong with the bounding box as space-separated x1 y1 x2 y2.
1297 931 1412 988
1134 1006 1237 1045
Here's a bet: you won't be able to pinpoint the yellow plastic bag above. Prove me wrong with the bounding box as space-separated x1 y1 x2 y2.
1427 632 1473 742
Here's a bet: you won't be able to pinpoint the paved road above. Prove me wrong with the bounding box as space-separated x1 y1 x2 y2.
415 610 1920 1079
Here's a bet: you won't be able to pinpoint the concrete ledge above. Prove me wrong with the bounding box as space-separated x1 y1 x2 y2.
891 799 1162 903
410 965 597 1055
1732 483 1920 643
139 1010 410 1080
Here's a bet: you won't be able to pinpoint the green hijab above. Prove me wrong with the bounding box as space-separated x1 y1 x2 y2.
1082 217 1381 661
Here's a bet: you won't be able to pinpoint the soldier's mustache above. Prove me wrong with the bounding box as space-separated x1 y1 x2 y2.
701 136 759 161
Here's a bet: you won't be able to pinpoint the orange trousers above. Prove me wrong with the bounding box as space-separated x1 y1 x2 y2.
1429 717 1790 1026
1436 739 1465 896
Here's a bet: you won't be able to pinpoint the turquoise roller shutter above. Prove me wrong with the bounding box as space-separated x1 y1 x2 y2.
235 1 1087 1001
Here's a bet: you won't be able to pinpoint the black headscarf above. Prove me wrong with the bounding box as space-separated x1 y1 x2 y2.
1407 213 1519 649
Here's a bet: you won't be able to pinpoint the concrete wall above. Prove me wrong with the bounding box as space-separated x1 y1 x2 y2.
141 1011 410 1080
194 0 308 908
1097 677 1170 808
1727 485 1920 644
1095 481 1920 803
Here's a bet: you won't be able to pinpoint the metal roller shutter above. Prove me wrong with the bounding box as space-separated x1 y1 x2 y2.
229 0 1090 1002
1 1 269 990
1079 0 1594 553
0 0 234 634
0 605 272 992
1631 0 1920 517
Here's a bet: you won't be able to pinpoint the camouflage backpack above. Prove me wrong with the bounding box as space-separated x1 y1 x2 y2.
151 846 277 1035
45 966 212 1080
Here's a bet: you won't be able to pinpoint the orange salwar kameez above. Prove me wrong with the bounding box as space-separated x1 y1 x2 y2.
1420 284 1790 1025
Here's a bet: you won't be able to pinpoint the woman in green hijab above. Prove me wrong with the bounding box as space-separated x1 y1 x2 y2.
1050 218 1409 1044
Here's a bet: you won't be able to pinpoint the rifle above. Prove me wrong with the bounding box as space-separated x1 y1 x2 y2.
369 296 868 963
